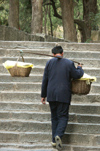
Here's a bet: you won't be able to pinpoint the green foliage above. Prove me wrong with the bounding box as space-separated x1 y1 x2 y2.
85 38 92 43
19 0 32 33
43 0 63 37
74 0 83 20
0 0 9 25
88 0 100 30
89 12 100 30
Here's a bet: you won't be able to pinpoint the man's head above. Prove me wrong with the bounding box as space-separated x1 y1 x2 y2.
52 46 63 55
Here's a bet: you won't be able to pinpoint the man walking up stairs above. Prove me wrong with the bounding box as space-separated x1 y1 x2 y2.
0 41 100 151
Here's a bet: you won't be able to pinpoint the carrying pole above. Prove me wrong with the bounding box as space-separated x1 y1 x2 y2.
19 50 83 65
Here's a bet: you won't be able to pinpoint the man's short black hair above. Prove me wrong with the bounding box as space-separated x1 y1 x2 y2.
52 46 63 54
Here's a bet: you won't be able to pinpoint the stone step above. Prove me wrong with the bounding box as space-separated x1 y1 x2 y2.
0 41 100 149
0 41 100 51
0 131 99 146
0 144 100 151
0 102 100 115
0 74 43 82
0 91 100 104
0 148 57 151
0 49 100 58
0 141 57 150
0 120 100 134
30 67 99 77
0 111 100 124
0 67 100 83
0 82 99 94
1 58 100 69
96 76 100 83
0 82 41 92
0 49 51 57
91 84 100 93
0 58 100 72
0 143 100 151
0 41 57 49
1 65 99 75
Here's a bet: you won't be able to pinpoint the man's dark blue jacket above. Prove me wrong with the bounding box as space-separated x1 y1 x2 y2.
41 57 84 104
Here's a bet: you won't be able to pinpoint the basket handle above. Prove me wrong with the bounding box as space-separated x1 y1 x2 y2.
14 55 25 67
17 55 25 62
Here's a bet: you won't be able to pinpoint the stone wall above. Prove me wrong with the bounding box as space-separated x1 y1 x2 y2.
91 30 100 42
0 25 65 42
1 25 99 43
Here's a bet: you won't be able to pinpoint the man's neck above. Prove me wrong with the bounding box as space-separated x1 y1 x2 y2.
53 53 63 57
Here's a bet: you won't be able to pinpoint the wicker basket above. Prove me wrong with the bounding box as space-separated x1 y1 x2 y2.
8 66 32 77
71 80 91 95
8 56 32 77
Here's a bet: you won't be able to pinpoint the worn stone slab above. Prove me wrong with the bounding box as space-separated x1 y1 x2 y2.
0 102 100 115
0 120 100 134
76 114 100 124
0 132 99 146
0 145 100 151
1 48 100 58
24 32 30 41
0 67 100 78
5 27 18 41
0 82 41 92
72 146 100 151
17 30 25 41
0 74 43 82
70 104 100 115
0 149 57 151
31 35 44 42
1 81 99 94
1 56 100 68
0 26 5 40
1 62 100 75
1 66 100 78
93 135 100 146
0 111 51 122
72 94 100 104
0 111 100 124
0 102 48 111
0 91 100 104
90 84 100 93
0 142 55 150
0 91 41 102
0 41 100 51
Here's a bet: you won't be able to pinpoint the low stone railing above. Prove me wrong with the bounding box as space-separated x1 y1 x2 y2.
0 25 65 42
91 30 100 42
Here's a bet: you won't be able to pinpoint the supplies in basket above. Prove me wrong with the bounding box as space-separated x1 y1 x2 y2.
3 60 34 77
71 73 96 95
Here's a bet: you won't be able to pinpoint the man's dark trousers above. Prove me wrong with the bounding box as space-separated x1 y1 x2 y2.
49 101 69 143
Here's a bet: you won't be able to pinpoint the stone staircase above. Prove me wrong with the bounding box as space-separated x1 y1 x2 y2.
0 41 100 151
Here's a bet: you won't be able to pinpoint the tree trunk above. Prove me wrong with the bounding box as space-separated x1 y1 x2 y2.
59 0 77 42
9 0 19 29
31 0 43 34
48 5 53 36
83 0 97 40
74 19 87 42
44 6 47 35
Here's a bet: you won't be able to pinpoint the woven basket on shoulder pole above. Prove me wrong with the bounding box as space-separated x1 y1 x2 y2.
71 80 91 95
8 56 32 77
